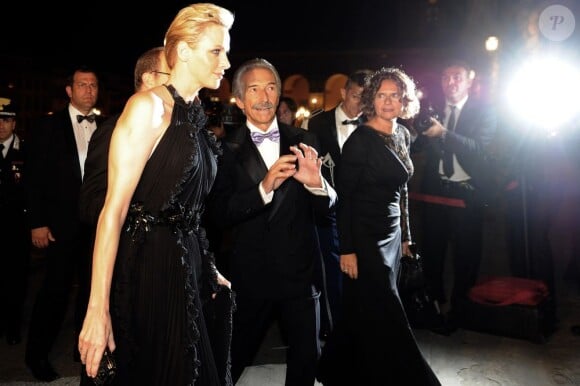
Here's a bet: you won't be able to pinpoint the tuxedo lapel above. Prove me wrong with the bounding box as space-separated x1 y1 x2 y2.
454 98 474 135
232 126 268 185
59 110 83 183
329 114 340 152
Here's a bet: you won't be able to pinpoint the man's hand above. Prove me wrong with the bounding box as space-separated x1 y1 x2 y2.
261 154 298 193
31 226 55 249
422 117 447 138
291 143 323 188
340 253 358 279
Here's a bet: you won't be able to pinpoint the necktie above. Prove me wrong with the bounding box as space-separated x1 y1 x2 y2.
0 143 4 159
77 114 96 123
250 129 280 146
341 118 360 125
443 105 456 178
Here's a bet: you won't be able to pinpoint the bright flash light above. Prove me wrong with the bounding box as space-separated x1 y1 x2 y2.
485 36 499 52
506 56 580 132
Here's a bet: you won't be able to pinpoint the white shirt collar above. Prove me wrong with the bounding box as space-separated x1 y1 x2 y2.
246 119 278 134
335 103 361 126
68 104 85 122
447 95 468 111
1 134 14 150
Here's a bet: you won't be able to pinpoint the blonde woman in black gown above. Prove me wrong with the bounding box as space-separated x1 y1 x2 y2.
317 67 441 386
78 4 235 385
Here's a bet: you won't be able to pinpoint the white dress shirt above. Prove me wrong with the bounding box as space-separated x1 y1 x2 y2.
69 104 97 179
335 104 361 152
439 96 470 181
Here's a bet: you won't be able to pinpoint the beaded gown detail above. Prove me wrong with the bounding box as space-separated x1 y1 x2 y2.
110 85 228 385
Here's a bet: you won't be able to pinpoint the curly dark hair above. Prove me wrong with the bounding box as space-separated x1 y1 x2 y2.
361 67 420 120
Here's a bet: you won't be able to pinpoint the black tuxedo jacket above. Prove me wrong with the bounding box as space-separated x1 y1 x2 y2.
26 107 105 240
79 113 119 225
207 122 336 299
307 108 341 188
419 97 497 198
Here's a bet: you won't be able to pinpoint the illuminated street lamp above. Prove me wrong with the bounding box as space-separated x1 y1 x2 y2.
485 36 499 52
485 36 500 100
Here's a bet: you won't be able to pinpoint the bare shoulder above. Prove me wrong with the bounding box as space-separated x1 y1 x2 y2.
116 86 172 138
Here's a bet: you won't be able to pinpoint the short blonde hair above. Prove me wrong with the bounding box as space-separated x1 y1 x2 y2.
164 3 234 69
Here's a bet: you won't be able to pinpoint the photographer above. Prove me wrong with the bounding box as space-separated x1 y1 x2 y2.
414 59 497 333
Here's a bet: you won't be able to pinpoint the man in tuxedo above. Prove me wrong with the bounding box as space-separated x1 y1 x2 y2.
305 69 370 340
417 59 497 328
79 46 169 226
0 98 29 346
24 65 104 382
206 58 336 386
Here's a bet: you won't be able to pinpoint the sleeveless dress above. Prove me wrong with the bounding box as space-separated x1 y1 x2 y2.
110 85 231 385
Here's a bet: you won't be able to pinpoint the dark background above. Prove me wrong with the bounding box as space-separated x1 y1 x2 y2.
5 0 486 75
2 0 578 131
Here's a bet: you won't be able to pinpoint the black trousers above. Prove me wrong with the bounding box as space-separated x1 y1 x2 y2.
25 229 92 362
0 213 30 335
231 290 321 386
313 216 342 336
420 182 485 310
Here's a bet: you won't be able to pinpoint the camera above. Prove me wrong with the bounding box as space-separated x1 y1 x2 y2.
414 105 439 134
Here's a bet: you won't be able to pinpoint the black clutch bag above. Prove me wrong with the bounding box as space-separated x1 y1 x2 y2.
398 243 425 292
398 244 444 329
93 348 116 386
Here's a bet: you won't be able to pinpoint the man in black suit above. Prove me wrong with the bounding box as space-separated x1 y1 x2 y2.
0 98 29 346
417 59 497 327
206 58 336 386
305 69 370 340
79 47 169 226
24 66 104 382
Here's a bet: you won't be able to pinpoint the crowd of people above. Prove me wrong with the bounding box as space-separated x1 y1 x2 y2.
1 2 579 386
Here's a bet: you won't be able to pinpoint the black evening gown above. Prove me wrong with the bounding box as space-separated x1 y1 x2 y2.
317 124 441 386
110 85 233 386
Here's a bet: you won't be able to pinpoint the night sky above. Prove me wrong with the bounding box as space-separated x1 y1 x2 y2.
4 1 578 100
6 1 422 75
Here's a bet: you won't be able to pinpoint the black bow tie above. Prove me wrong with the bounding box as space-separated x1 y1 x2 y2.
77 114 96 123
341 118 360 125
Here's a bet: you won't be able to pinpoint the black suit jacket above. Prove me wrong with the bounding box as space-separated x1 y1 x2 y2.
307 108 341 188
206 122 336 299
26 107 105 240
78 113 119 225
418 97 497 199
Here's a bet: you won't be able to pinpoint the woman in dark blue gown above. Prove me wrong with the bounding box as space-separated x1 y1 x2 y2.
317 67 441 386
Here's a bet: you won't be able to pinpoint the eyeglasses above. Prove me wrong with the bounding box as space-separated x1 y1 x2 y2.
376 92 402 103
152 71 170 76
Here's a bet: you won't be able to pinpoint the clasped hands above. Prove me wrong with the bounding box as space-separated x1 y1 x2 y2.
262 143 323 193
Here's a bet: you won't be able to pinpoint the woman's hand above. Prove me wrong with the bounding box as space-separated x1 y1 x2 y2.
212 271 231 299
340 253 358 279
217 271 231 289
402 241 413 258
78 308 115 378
